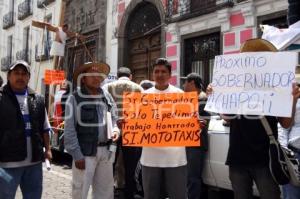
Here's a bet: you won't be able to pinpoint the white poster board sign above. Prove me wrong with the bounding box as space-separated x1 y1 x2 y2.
204 52 298 117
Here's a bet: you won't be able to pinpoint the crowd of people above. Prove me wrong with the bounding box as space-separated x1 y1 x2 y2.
0 2 300 197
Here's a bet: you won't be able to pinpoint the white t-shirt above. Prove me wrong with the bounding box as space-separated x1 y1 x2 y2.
140 84 187 167
58 27 67 44
0 91 50 168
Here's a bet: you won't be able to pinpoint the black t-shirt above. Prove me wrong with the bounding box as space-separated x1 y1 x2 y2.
198 96 210 151
226 115 278 166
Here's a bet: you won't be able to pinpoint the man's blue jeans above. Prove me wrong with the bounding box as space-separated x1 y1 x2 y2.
186 147 206 199
0 163 43 199
282 152 300 199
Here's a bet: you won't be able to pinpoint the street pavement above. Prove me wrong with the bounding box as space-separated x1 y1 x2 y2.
14 151 241 199
16 155 73 199
15 151 125 199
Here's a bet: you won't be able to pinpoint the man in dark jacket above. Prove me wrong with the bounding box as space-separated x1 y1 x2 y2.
0 60 52 199
182 73 210 199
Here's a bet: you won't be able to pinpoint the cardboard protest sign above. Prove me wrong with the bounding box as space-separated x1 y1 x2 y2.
44 70 65 85
122 92 201 147
205 52 298 117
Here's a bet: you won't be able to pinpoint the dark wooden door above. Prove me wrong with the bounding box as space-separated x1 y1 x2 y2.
128 32 161 83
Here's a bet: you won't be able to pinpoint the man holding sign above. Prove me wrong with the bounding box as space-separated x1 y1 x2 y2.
206 39 300 199
140 58 188 199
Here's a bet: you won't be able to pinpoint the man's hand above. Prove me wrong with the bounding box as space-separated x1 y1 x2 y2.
198 119 207 129
117 118 125 129
292 83 300 101
112 131 120 142
75 159 85 170
44 149 52 161
206 84 213 96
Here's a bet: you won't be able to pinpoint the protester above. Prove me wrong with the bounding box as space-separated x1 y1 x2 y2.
207 39 300 199
103 67 143 199
278 68 300 199
0 60 52 199
64 62 120 199
141 58 187 199
182 73 210 199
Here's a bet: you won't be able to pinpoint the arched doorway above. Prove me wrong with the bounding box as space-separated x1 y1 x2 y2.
118 0 165 83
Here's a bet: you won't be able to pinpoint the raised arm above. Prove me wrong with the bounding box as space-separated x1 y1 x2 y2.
32 20 58 32
278 83 300 128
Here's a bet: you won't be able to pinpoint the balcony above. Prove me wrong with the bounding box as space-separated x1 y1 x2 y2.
18 1 33 20
37 0 55 9
16 49 31 64
2 12 15 29
1 56 12 71
166 0 234 22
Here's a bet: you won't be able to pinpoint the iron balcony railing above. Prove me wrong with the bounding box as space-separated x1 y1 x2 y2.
18 1 33 20
37 0 55 9
16 49 31 64
3 12 15 29
166 0 234 21
1 56 13 71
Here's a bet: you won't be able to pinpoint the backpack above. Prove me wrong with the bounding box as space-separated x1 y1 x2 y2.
261 117 300 186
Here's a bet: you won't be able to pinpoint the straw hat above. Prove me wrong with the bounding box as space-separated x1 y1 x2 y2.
240 38 278 52
73 62 110 83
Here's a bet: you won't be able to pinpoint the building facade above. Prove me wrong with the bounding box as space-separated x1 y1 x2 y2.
108 0 290 87
63 0 114 82
0 0 64 93
1 0 292 90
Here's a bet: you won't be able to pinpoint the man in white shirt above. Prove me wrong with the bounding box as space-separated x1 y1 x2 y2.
141 58 187 199
33 22 84 69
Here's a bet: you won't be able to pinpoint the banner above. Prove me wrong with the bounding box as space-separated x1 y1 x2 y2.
122 92 201 147
44 70 65 85
205 52 298 117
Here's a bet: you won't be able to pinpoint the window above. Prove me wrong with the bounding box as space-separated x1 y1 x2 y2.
183 32 220 88
44 14 52 58
9 0 15 12
23 26 30 49
23 26 30 62
8 35 13 62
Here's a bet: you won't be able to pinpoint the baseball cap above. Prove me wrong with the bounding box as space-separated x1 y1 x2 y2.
181 73 204 90
9 60 31 74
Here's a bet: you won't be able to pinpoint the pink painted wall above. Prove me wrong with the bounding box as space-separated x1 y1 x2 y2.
240 29 253 44
166 32 172 42
166 45 177 57
169 76 177 85
224 32 236 46
230 13 245 27
170 60 177 70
